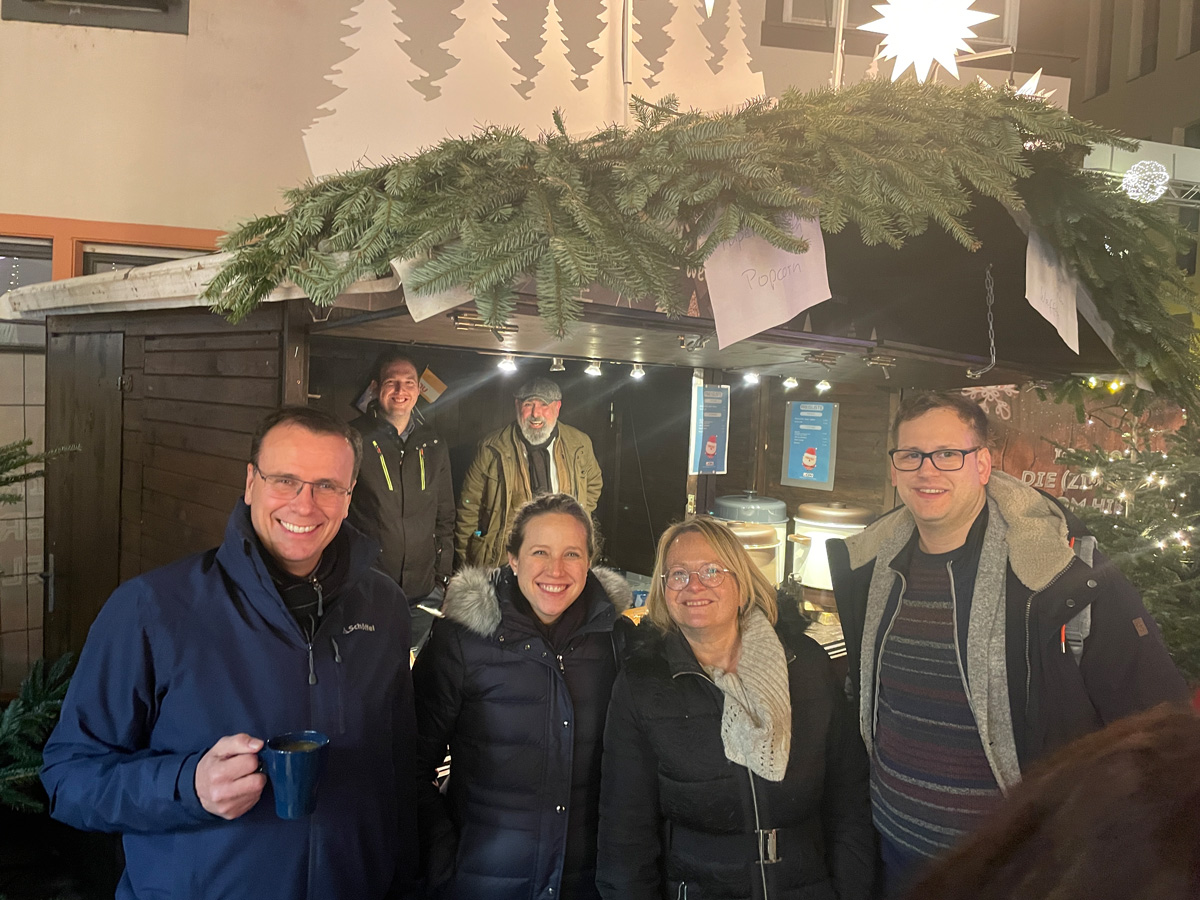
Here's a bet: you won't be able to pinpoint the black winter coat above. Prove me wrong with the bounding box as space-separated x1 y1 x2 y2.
349 408 454 601
596 611 875 900
413 565 631 900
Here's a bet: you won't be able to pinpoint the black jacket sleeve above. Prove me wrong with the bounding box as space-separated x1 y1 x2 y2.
432 442 455 580
411 619 465 889
595 671 662 900
1079 552 1189 721
816 650 877 900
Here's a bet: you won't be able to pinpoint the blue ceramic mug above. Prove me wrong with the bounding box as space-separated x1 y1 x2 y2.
259 730 330 819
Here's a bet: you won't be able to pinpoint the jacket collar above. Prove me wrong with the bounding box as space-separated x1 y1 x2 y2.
215 499 382 637
442 564 630 639
844 471 1079 591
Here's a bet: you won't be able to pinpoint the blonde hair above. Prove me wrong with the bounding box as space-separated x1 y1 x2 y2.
645 516 778 633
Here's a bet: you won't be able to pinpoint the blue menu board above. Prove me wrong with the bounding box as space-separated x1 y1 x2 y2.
782 401 838 490
689 385 730 475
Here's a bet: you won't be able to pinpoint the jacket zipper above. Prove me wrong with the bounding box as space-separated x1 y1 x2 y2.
372 440 394 492
747 772 770 900
945 561 972 702
1024 565 1071 714
872 571 907 737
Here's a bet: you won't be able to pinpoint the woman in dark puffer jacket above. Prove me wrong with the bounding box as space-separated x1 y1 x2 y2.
596 516 875 900
413 493 630 900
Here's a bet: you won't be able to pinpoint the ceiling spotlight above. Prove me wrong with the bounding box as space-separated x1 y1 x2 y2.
743 372 760 385
549 357 566 372
630 364 646 380
816 380 832 393
585 360 602 377
498 355 517 373
782 376 799 390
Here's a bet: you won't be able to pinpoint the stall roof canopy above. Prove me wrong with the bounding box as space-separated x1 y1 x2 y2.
0 196 1121 391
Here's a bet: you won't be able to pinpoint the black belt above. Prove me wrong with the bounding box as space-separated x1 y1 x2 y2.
669 821 821 866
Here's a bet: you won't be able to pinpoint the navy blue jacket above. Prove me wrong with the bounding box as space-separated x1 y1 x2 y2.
41 502 418 900
412 565 630 900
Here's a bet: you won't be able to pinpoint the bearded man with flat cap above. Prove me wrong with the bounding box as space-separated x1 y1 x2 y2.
455 377 602 568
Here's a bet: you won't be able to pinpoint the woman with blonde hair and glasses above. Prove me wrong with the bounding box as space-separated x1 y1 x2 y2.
596 516 874 900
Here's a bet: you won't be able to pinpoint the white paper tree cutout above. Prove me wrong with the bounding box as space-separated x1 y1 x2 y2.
304 0 431 176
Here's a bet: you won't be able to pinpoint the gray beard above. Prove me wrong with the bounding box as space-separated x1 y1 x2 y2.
518 421 552 446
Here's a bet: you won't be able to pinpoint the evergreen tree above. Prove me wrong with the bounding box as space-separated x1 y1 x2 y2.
1055 398 1200 683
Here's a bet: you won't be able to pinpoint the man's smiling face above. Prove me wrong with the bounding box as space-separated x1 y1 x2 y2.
891 408 991 550
244 423 356 577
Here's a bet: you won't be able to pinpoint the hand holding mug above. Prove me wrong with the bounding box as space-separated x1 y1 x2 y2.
195 733 267 820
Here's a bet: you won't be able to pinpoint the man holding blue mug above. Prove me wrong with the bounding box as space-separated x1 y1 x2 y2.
42 407 419 900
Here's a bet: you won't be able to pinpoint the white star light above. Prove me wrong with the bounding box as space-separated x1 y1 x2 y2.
1121 160 1170 203
860 0 998 83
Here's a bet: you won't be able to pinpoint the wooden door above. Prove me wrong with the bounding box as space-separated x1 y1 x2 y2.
44 332 124 660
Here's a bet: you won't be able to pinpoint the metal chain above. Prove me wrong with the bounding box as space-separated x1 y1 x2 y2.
966 263 997 380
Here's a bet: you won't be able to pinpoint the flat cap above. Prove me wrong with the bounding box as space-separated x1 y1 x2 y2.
514 377 562 403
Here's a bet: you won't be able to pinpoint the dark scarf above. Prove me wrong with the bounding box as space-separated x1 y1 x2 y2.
258 529 351 643
509 570 592 651
519 425 558 497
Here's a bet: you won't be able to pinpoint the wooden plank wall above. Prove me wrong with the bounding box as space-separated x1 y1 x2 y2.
48 306 290 581
712 377 899 517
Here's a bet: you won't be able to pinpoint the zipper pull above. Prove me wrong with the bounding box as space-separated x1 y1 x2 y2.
331 637 342 663
312 576 324 618
556 653 565 674
307 643 317 685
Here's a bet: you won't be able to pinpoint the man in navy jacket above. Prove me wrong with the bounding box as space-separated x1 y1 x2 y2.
41 407 418 900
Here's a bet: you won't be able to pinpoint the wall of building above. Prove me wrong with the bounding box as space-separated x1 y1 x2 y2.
0 0 1065 234
1071 0 1200 142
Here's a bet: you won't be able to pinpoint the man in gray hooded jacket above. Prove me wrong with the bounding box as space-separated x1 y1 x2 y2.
827 392 1187 894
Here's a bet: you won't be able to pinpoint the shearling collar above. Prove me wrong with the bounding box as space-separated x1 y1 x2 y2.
442 565 631 638
843 471 1079 591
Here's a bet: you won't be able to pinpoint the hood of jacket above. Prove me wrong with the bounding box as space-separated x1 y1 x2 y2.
443 565 631 638
844 470 1079 591
214 499 384 638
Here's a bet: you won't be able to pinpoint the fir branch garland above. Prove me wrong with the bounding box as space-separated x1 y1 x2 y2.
203 78 1199 406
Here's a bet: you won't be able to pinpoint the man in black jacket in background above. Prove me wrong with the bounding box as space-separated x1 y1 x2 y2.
350 350 454 651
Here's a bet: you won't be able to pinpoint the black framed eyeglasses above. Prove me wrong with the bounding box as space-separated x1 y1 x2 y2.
662 564 732 591
888 447 983 472
253 466 352 505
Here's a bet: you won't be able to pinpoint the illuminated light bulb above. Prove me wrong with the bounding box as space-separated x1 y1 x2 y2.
1107 379 1124 393
1087 376 1098 388
1158 541 1167 549
629 364 646 380
743 372 760 385
1087 418 1094 425
549 357 566 372
782 377 799 390
1091 469 1100 479
498 355 517 373
816 380 832 393
585 360 602 377
1121 160 1170 203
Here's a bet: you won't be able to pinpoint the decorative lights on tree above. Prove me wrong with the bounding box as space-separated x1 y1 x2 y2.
1121 160 1171 203
859 0 997 83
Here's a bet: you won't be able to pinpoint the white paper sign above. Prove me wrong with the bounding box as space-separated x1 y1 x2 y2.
390 257 475 322
1024 231 1079 354
703 217 831 349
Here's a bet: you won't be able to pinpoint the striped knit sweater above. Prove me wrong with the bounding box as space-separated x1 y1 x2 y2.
870 547 1003 862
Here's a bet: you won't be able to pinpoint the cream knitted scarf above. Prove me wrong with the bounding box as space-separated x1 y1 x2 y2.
704 608 792 782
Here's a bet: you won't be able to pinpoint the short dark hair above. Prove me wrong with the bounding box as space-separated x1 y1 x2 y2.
251 407 363 480
905 705 1200 900
504 493 597 563
891 392 990 446
370 349 419 386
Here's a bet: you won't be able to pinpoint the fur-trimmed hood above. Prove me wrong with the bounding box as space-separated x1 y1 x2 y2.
843 470 1085 591
442 565 632 638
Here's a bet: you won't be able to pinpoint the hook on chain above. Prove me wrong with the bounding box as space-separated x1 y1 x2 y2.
966 263 997 380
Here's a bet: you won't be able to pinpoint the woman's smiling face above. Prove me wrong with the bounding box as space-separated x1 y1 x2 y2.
508 512 590 625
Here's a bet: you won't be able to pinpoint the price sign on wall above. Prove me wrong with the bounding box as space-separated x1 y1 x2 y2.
781 401 839 491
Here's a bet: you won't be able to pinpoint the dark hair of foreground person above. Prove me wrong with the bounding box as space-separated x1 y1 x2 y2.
904 704 1200 900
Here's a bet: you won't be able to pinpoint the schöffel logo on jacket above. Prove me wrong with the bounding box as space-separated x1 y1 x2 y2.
343 623 376 634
